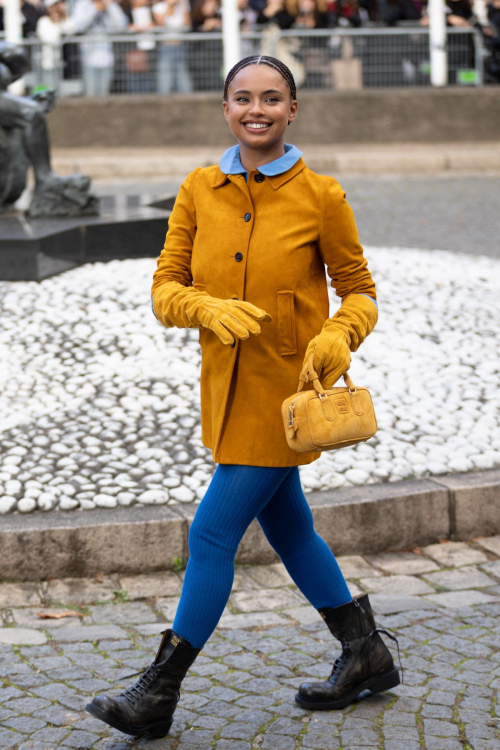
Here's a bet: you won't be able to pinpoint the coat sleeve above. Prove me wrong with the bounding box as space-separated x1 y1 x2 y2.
317 177 377 302
151 168 202 328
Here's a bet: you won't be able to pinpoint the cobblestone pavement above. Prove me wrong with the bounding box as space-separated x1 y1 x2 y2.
1 537 500 749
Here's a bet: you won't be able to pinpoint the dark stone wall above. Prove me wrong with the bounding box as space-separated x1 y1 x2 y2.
48 88 500 148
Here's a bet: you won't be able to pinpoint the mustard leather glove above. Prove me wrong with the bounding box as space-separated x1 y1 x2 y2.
302 294 378 389
153 281 272 346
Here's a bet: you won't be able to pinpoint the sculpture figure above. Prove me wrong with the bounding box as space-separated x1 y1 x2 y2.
0 42 99 217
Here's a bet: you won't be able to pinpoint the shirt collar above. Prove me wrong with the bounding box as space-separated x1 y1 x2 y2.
219 143 303 178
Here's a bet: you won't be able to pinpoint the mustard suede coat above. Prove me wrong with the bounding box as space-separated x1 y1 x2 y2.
152 157 376 467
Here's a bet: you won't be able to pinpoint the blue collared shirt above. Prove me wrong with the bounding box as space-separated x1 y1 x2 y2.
219 143 303 180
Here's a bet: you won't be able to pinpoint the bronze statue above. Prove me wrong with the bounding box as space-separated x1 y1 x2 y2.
0 41 98 217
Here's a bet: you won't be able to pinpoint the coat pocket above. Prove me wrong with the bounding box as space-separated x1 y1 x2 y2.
277 290 297 356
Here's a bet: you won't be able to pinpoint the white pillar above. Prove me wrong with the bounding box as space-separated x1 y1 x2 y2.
429 0 447 87
4 0 25 94
4 0 23 43
222 0 241 77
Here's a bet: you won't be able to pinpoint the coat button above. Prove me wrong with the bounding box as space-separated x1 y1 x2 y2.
244 212 251 222
254 173 264 183
230 340 236 348
232 296 238 300
235 252 243 262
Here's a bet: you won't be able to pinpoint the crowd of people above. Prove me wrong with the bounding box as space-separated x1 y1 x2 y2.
0 0 499 92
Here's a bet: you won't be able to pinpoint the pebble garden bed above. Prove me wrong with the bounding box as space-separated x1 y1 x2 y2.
0 246 499 515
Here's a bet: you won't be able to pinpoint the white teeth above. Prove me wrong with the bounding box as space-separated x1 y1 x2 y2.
245 123 270 129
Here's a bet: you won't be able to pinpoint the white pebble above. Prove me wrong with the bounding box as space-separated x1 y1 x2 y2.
138 489 169 505
94 494 118 508
0 496 17 514
37 493 58 512
169 485 195 502
117 492 136 506
59 496 80 510
344 469 370 485
18 497 37 513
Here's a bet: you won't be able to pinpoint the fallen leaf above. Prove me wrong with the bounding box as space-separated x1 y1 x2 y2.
37 611 85 620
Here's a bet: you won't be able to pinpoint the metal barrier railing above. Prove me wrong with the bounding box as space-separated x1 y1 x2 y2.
18 27 483 97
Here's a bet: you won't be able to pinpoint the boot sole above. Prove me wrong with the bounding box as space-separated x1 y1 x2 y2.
294 666 401 711
85 701 173 738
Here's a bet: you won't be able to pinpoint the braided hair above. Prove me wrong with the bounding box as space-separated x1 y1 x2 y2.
223 55 297 102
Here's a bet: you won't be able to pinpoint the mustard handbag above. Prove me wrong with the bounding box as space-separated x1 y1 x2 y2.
281 355 378 453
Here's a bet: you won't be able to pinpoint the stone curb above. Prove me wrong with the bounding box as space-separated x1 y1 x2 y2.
51 142 500 180
1 469 499 581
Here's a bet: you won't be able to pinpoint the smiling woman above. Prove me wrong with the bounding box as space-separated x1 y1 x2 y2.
85 55 401 741
222 56 298 171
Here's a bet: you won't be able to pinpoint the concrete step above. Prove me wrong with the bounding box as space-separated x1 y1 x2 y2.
1 469 499 581
51 142 500 181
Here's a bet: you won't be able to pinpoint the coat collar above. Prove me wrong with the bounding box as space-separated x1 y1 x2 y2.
212 157 306 191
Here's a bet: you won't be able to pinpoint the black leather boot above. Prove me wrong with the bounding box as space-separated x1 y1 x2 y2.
295 594 402 710
86 629 201 737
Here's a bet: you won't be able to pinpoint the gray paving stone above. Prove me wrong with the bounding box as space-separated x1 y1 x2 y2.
89 601 157 625
119 571 183 599
260 735 296 750
0 628 47 645
45 577 119 606
49 624 128 642
0 731 24 749
2 716 47 733
422 542 488 567
424 566 497 591
32 705 80 726
341 729 379 744
0 583 42 608
216 742 252 750
5 696 51 713
423 719 460 736
30 727 72 744
230 588 304 612
360 574 435 595
219 611 289 629
63 730 101 748
475 535 500 556
302 732 340 749
191 714 227 731
423 739 464 750
369 594 436 614
219 723 260 740
383 724 420 740
385 742 420 750
422 704 454 719
383 711 417 726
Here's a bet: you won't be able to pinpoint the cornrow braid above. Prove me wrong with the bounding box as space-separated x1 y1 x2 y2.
223 55 297 102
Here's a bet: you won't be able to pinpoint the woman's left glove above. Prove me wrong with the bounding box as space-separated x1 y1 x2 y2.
301 294 378 390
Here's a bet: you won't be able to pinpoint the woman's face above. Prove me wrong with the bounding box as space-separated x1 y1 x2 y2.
223 65 297 151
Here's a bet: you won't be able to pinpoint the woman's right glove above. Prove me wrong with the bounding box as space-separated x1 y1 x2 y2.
301 293 378 389
152 280 272 345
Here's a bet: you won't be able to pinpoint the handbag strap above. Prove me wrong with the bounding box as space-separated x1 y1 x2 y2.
297 354 357 395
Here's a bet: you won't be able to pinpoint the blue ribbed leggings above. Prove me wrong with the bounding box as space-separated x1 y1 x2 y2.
173 464 352 648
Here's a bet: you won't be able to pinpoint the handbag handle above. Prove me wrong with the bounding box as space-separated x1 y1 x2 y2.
297 354 356 395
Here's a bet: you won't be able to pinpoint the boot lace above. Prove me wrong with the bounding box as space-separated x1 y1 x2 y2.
348 626 405 684
329 649 351 680
119 663 161 706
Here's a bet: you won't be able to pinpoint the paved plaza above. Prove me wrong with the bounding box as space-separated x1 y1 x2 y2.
1 537 500 750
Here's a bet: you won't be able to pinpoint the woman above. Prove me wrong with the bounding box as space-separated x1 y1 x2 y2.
86 54 401 739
